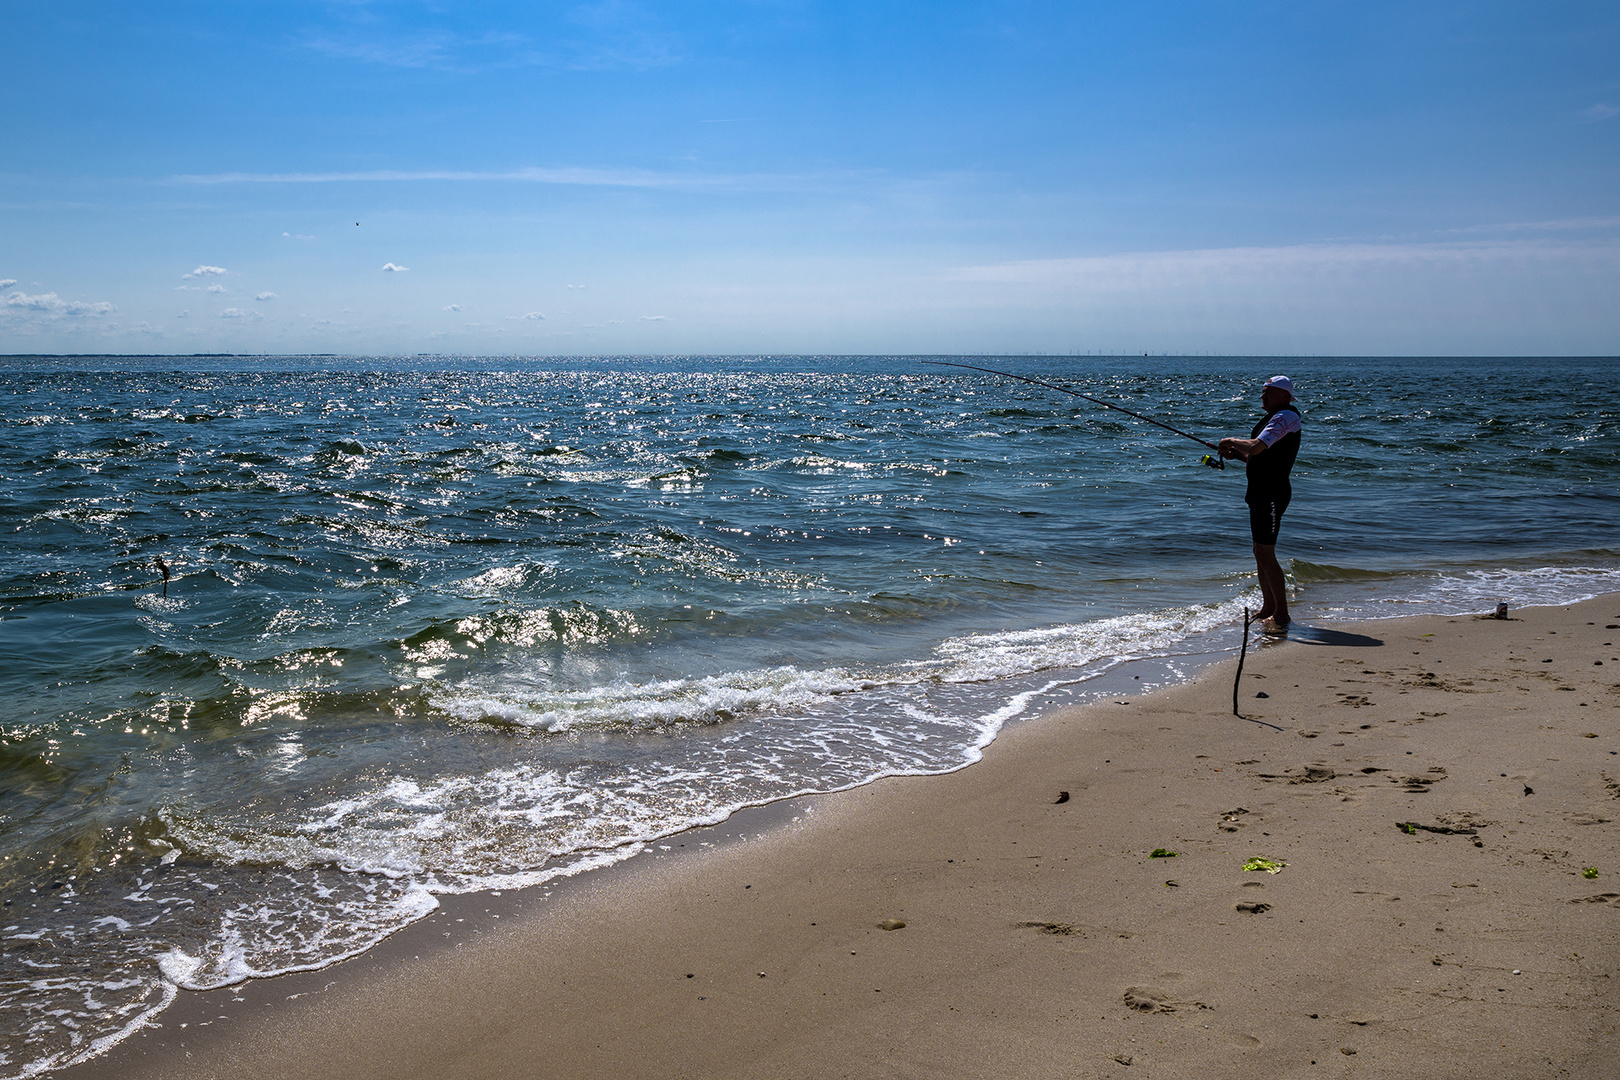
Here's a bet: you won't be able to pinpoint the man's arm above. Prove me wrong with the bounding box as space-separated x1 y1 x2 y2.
1218 436 1265 461
1222 410 1298 460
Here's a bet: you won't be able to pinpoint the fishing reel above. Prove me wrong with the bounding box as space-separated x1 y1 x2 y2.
1201 453 1226 470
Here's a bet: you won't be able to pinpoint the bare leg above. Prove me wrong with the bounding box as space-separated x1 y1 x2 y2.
1252 542 1289 626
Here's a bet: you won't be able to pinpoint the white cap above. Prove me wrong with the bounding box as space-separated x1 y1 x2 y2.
1263 375 1294 397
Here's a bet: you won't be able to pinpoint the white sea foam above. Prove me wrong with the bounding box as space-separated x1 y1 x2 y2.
1302 564 1620 618
931 595 1253 682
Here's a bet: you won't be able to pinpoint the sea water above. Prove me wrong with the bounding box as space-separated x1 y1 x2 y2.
2 354 1616 1075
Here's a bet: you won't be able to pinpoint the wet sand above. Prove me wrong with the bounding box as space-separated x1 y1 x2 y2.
77 596 1620 1079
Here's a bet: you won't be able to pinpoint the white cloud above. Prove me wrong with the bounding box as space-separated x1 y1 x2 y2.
946 237 1620 287
443 303 462 311
171 166 816 194
638 314 667 321
506 311 546 320
282 232 316 240
382 262 410 272
0 279 15 289
183 265 228 279
176 310 189 318
1443 215 1620 236
301 23 674 74
3 291 115 317
255 291 279 301
1583 103 1620 122
220 307 263 320
206 283 227 294
923 234 1620 355
304 29 466 70
567 284 586 289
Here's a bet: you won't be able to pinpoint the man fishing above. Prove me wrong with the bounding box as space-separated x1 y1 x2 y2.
1218 376 1302 634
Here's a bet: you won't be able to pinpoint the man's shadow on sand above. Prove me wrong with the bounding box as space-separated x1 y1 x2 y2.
1283 625 1384 647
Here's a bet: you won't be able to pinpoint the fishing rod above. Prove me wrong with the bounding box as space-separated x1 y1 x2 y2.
922 361 1226 469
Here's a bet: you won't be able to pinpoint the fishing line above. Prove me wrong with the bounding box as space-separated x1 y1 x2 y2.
922 360 1226 469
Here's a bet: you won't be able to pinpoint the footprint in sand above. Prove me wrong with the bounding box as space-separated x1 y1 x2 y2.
1255 765 1335 784
1399 768 1446 793
1122 986 1209 1013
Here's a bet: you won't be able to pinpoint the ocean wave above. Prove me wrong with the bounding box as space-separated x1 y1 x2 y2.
1288 560 1398 583
1313 564 1620 616
433 664 870 733
930 595 1254 682
425 595 1257 736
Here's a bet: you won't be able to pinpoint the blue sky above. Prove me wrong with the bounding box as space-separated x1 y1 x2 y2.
2 1 1617 355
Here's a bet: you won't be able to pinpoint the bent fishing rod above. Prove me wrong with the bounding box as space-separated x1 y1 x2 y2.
921 360 1226 469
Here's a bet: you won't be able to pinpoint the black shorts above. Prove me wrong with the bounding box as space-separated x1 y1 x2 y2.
1246 491 1290 545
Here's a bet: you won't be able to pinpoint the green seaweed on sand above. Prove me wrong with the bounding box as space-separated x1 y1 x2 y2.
1243 857 1286 874
1149 848 1179 858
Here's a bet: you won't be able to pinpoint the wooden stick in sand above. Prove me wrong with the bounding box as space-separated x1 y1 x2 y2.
1233 606 1249 717
1233 607 1284 731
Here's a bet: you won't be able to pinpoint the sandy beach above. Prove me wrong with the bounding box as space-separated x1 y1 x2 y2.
77 596 1620 1080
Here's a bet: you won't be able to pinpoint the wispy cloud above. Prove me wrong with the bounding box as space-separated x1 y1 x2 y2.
206 283 228 294
255 291 278 301
507 311 546 320
443 303 462 311
0 279 15 289
948 236 1620 286
183 265 227 278
300 7 680 75
169 165 847 194
220 307 262 320
3 290 116 318
282 231 316 240
1443 215 1620 235
382 262 410 272
304 29 485 70
638 314 667 321
1582 103 1620 122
